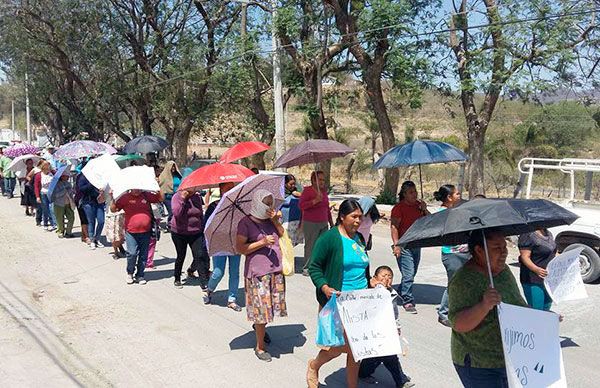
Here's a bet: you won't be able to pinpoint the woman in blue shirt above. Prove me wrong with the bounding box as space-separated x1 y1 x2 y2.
434 184 470 327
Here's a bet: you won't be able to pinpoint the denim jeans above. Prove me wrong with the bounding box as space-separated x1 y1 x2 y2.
125 231 151 278
439 252 470 320
36 201 43 225
83 202 105 242
455 355 508 388
4 177 16 198
40 194 56 227
396 247 421 305
207 255 241 303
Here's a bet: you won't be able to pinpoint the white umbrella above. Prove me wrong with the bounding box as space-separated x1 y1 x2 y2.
7 154 42 177
82 154 121 190
109 165 160 200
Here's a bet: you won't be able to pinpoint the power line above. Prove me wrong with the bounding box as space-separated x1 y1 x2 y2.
105 7 599 98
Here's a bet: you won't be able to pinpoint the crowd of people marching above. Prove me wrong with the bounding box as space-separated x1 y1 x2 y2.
0 144 563 388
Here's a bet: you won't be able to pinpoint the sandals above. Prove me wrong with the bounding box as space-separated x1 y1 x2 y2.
254 348 272 362
227 302 242 312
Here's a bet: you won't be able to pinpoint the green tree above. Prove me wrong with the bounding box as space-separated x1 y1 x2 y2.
445 0 598 196
326 0 437 195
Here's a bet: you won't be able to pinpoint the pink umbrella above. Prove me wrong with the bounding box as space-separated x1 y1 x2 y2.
55 140 106 159
3 143 39 158
98 142 118 155
273 139 353 168
204 174 285 256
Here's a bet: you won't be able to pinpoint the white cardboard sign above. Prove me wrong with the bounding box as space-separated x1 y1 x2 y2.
544 247 588 303
336 288 402 361
498 303 566 388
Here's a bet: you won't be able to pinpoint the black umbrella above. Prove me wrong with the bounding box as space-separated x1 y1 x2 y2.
124 135 169 154
398 199 578 286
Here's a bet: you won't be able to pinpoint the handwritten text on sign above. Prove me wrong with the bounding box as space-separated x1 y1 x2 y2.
336 288 402 361
544 247 588 303
498 303 566 388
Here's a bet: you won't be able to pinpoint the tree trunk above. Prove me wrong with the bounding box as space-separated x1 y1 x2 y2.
303 66 331 186
467 121 486 197
172 118 194 166
363 69 398 196
345 157 355 193
249 62 272 170
248 154 266 170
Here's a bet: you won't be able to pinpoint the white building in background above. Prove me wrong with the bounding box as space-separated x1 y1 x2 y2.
0 128 21 143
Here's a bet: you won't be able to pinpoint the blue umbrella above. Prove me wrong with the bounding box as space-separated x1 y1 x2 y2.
373 140 469 197
47 164 71 200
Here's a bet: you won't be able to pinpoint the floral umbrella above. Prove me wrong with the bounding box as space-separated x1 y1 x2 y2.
55 140 106 159
3 143 39 158
204 174 285 256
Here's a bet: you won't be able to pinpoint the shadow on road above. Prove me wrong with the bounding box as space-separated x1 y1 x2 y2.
322 365 400 387
229 323 307 358
211 288 247 308
152 256 176 267
410 283 445 305
560 336 580 348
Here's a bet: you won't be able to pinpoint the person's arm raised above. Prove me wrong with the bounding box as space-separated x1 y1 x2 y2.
453 287 502 333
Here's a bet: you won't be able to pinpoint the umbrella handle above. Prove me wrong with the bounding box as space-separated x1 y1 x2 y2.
482 230 495 288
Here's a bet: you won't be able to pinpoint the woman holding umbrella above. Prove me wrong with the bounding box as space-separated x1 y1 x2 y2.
299 171 333 275
235 189 287 362
170 186 210 289
158 160 182 229
391 181 429 314
449 230 527 387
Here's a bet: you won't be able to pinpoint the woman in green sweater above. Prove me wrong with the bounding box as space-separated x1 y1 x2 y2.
306 199 371 388
449 230 527 387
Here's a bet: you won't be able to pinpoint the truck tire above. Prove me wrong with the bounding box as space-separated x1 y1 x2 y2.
563 243 600 283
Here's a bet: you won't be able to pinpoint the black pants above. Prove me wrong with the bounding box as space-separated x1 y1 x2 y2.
359 355 409 387
171 232 210 283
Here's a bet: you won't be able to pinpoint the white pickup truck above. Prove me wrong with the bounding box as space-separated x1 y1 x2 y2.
518 158 600 283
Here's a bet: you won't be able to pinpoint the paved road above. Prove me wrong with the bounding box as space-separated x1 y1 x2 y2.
0 197 599 387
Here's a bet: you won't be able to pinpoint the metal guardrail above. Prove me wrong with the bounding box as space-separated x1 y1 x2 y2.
518 158 600 201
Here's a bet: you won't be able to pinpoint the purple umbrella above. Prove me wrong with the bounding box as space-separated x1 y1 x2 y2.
98 142 118 155
3 143 39 158
55 140 106 159
273 139 354 168
204 174 285 256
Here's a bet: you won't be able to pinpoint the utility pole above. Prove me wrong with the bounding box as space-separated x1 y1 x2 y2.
25 72 31 142
11 101 15 136
271 0 286 164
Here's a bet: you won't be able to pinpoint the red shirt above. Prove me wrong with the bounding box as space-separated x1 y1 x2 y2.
34 172 42 198
391 201 424 239
116 192 161 233
298 186 330 223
